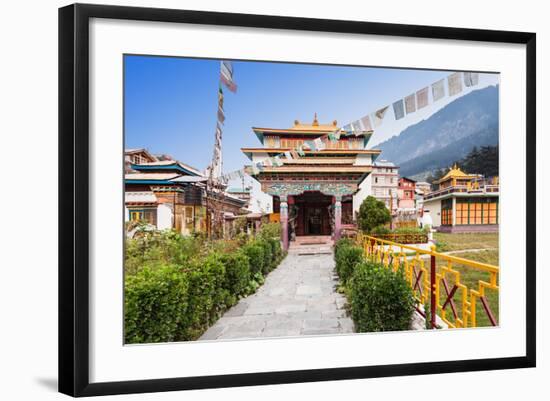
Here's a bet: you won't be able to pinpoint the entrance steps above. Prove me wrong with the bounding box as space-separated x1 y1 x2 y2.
288 235 334 255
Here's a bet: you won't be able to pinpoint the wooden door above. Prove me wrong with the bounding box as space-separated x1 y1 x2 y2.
306 207 322 235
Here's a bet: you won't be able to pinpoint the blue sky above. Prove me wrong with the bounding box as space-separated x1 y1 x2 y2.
124 55 499 176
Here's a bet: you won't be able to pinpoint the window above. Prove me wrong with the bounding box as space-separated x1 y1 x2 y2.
441 199 453 225
348 138 362 149
455 198 498 225
184 206 194 232
129 208 157 225
129 210 142 221
264 135 280 148
375 177 378 184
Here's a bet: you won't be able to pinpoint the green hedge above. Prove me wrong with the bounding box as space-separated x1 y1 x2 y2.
260 240 273 274
242 242 265 276
220 251 250 298
268 237 282 263
334 240 363 284
125 230 286 343
125 264 189 344
334 238 354 259
180 253 227 341
349 261 415 332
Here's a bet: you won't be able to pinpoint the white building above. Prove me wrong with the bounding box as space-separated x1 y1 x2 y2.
370 159 399 212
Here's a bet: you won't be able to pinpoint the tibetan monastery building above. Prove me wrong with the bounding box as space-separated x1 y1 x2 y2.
423 165 499 233
242 116 381 249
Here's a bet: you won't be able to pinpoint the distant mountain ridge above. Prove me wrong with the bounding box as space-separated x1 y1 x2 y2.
375 85 499 178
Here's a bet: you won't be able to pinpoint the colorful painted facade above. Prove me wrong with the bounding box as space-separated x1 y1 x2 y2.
423 165 499 232
241 116 381 249
124 158 246 237
397 177 416 210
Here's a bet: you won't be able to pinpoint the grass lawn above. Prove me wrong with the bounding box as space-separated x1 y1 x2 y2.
434 232 499 253
433 249 499 328
380 232 500 328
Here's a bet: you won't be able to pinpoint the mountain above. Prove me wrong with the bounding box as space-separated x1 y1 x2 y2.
400 125 498 178
375 85 499 178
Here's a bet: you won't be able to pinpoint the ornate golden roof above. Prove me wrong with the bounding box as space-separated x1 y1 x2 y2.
252 115 342 135
436 164 476 184
291 113 339 131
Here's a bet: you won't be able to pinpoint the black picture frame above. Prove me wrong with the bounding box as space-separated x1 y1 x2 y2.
59 3 536 397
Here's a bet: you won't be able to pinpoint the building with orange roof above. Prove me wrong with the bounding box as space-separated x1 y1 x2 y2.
423 165 499 232
242 115 381 249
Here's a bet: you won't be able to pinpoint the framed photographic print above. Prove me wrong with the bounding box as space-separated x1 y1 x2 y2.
58 3 536 397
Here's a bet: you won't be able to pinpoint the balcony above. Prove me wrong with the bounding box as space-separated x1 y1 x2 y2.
424 182 499 201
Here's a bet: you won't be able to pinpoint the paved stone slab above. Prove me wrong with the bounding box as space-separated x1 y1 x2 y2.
199 251 355 341
223 302 249 317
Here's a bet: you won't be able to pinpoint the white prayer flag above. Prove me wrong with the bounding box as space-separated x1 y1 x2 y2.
448 72 463 96
351 120 363 135
405 94 416 114
432 79 445 101
314 137 326 150
464 72 479 87
360 115 373 131
416 87 429 109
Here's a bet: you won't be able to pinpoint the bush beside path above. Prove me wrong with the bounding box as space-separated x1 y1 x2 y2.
124 224 285 344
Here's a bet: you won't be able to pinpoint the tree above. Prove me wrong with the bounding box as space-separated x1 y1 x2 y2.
357 196 391 233
461 145 498 177
426 167 446 189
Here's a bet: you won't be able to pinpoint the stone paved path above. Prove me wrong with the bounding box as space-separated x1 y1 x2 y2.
200 252 355 340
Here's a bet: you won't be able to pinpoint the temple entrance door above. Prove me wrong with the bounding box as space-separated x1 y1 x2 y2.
294 191 332 236
306 207 322 235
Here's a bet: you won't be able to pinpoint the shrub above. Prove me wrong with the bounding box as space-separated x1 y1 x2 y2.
242 242 265 276
178 253 226 340
258 239 273 274
220 251 250 297
124 228 284 343
424 301 432 330
233 216 248 236
334 238 354 259
268 237 282 263
349 261 415 332
371 225 391 236
357 196 391 233
124 264 189 344
393 226 427 235
258 222 281 239
124 230 204 275
335 244 364 284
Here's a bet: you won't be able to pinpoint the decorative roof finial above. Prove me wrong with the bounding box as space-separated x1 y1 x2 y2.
312 113 319 126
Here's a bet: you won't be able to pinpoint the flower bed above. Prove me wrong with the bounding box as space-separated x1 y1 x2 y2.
369 226 429 244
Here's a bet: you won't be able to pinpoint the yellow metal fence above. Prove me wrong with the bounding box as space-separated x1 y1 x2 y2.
357 234 499 328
